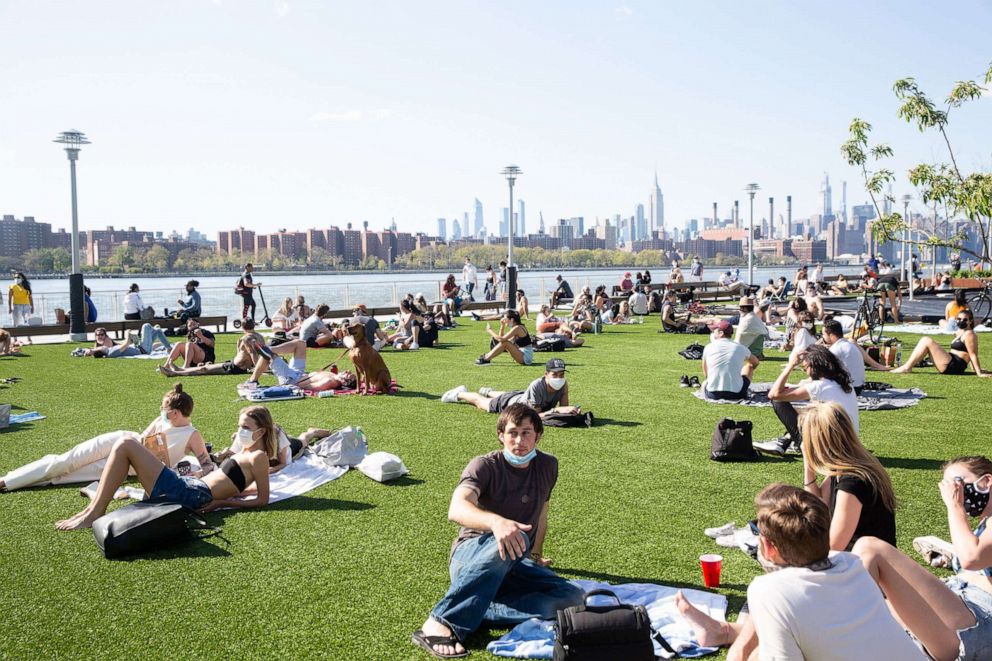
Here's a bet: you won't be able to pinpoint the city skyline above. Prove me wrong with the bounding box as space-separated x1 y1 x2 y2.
1 3 990 237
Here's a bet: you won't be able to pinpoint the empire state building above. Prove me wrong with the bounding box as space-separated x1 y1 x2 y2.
649 171 665 234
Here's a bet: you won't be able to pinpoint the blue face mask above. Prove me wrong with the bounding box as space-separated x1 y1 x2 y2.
503 447 537 466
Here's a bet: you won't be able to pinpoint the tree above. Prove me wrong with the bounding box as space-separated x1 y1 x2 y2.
51 248 72 273
842 60 992 268
141 245 171 272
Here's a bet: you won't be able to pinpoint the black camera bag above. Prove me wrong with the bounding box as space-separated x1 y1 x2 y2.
710 418 759 462
92 497 219 559
553 589 678 660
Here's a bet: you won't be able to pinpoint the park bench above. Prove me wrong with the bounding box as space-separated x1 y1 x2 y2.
2 315 228 340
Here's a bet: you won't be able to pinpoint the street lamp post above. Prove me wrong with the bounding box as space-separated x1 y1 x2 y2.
902 194 913 302
54 130 91 341
745 183 760 286
501 165 522 311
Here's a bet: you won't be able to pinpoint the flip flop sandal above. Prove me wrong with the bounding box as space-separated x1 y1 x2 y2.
411 630 469 659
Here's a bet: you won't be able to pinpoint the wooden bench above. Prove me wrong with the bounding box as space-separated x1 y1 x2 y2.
3 315 228 340
319 299 506 321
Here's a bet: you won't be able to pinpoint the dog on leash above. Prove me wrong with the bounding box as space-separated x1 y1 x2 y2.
346 322 392 394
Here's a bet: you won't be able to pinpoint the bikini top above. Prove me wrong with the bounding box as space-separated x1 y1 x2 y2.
951 336 967 352
220 457 247 492
515 328 533 348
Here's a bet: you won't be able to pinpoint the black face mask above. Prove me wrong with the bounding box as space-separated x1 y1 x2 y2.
963 480 990 517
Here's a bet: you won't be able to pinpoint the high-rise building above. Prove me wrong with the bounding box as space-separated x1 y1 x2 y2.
851 203 876 233
635 203 647 242
500 208 509 238
452 219 462 241
820 173 833 218
652 171 665 231
474 198 484 236
538 211 545 235
437 218 447 241
517 199 526 236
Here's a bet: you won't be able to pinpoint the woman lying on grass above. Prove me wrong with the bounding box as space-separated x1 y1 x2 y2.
56 405 275 530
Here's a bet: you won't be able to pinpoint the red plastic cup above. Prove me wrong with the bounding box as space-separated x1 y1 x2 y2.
700 553 723 588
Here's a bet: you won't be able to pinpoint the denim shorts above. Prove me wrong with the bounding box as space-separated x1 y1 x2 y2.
150 467 213 510
945 576 992 660
521 346 534 365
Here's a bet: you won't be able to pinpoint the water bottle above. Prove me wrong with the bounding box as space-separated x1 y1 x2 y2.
317 390 335 398
896 349 902 366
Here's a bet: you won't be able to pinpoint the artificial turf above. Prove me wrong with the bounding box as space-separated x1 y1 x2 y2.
0 320 987 659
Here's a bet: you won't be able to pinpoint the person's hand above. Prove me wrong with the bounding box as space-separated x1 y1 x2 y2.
939 477 965 511
198 502 221 514
491 517 532 561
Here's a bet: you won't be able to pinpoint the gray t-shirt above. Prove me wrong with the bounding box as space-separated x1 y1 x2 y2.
521 377 565 412
453 450 558 553
299 314 326 343
702 338 751 393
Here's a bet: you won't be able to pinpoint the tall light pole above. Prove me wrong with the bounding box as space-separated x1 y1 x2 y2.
745 183 760 286
902 194 913 301
54 130 90 341
501 165 521 310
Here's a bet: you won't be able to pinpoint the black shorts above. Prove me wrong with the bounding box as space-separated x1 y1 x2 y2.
222 361 248 375
488 390 525 414
943 354 968 375
305 337 320 348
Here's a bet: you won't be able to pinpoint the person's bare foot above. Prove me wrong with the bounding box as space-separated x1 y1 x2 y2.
675 590 730 647
419 617 465 657
55 508 100 531
890 365 912 374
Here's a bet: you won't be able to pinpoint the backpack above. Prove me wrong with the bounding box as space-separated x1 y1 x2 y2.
311 426 369 467
542 410 594 428
535 336 567 352
234 276 246 295
710 418 759 462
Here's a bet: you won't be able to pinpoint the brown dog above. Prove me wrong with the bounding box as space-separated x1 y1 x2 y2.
346 322 392 394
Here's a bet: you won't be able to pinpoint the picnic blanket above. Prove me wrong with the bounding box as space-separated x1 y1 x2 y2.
487 579 726 659
307 379 401 396
238 385 307 401
692 381 927 410
880 323 991 335
120 349 170 359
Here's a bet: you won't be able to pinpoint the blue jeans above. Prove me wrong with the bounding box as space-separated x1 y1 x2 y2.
140 323 172 353
430 533 584 642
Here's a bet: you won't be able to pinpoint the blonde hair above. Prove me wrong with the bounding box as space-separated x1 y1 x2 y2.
801 402 896 513
239 405 278 460
278 297 294 316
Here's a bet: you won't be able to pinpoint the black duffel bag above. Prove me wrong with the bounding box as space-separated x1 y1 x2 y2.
554 589 679 660
92 497 220 559
710 418 759 462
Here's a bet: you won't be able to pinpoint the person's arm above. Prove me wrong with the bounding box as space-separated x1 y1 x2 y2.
194 329 215 348
962 332 990 377
856 343 891 371
269 444 292 474
939 476 992 570
802 458 832 504
530 500 550 564
768 354 809 401
827 490 863 551
186 431 216 476
558 382 569 407
448 485 531 561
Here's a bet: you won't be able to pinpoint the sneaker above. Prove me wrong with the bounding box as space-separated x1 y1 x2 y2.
408 342 419 351
785 443 803 456
704 521 736 539
715 532 740 548
479 386 493 397
471 312 481 321
913 536 955 568
679 375 690 387
475 356 491 366
753 438 789 457
441 385 467 403
689 375 701 388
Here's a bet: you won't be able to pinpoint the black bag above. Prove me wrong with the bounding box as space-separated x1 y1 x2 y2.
678 343 705 360
554 589 678 660
234 276 247 295
542 410 594 428
92 497 220 559
535 336 567 352
710 418 759 462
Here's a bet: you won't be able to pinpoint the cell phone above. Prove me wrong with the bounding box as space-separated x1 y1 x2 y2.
748 519 760 536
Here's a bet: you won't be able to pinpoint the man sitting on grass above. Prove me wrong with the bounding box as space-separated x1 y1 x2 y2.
441 358 579 420
159 318 263 377
674 483 925 660
412 403 583 658
702 319 758 400
821 318 890 394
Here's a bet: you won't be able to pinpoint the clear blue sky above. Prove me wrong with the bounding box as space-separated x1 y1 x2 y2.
1 0 989 237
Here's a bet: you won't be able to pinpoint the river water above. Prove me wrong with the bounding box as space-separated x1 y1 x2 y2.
19 264 867 323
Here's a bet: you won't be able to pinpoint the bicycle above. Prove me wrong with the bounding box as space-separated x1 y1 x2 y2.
967 281 992 325
851 288 885 343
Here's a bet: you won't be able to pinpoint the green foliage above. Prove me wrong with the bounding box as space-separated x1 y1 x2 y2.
2 324 990 658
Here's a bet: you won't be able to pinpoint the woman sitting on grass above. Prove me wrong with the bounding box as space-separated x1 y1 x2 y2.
1 384 211 492
272 297 299 333
829 274 851 296
801 401 896 550
476 310 533 366
892 309 990 377
56 405 275 530
938 289 970 331
851 455 992 661
0 329 23 356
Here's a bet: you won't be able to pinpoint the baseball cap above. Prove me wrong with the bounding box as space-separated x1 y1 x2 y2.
707 319 733 334
624 271 631 277
545 358 567 372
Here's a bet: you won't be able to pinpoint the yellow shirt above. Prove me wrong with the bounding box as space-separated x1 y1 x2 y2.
9 283 31 306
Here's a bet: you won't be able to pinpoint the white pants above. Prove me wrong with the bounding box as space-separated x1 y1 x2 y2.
11 304 31 326
2 430 139 490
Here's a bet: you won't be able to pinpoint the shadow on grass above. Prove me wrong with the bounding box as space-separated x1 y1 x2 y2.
394 390 440 401
876 456 944 471
554 566 749 593
593 417 643 428
111 536 234 561
380 475 425 487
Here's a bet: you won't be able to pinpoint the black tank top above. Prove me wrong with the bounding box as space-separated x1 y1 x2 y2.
221 457 247 492
514 327 532 348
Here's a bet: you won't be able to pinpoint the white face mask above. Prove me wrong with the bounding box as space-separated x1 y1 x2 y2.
236 428 255 445
548 377 566 391
160 410 171 427
343 336 356 349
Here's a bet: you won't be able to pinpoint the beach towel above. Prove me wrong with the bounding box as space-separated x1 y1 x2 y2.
310 379 401 396
238 385 306 401
120 349 170 360
880 323 991 335
487 579 726 659
261 453 347 505
10 411 45 424
692 381 927 410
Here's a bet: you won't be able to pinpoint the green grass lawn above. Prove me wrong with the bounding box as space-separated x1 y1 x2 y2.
0 320 987 659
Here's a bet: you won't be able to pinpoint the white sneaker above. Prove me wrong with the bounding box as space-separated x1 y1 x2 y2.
441 385 467 403
409 342 419 350
479 386 493 397
704 521 737 539
715 532 739 548
913 536 955 568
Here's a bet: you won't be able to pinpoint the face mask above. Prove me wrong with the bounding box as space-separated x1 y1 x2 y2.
15 278 22 284
236 428 256 446
804 323 814 330
343 336 356 349
503 447 537 466
160 410 171 427
548 377 566 391
963 479 990 517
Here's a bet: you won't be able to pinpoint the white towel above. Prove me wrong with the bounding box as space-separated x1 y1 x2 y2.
262 453 348 505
